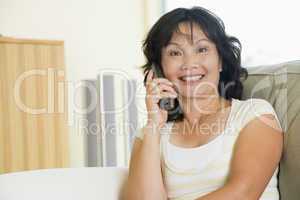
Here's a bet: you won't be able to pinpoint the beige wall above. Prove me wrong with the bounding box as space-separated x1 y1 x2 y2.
0 0 163 167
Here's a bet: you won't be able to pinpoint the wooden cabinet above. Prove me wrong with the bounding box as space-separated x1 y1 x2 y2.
0 37 69 173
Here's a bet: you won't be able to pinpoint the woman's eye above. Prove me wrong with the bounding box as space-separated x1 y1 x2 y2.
198 47 208 53
169 50 182 56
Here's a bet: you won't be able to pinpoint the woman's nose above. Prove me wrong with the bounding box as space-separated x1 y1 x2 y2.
180 63 199 71
181 55 200 70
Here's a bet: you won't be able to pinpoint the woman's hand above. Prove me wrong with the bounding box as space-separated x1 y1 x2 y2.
145 69 177 130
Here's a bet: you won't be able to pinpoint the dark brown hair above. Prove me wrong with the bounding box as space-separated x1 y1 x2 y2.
141 6 248 122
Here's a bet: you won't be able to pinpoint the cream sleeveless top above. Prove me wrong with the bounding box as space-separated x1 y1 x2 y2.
135 98 283 200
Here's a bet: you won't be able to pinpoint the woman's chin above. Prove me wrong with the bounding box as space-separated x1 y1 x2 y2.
178 91 212 99
177 82 218 99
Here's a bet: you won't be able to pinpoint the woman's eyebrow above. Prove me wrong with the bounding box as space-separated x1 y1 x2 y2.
168 38 209 46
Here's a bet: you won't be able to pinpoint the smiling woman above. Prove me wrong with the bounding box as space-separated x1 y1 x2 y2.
122 6 283 200
161 23 221 99
141 7 248 122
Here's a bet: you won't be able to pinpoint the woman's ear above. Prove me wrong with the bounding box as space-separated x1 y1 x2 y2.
218 59 222 72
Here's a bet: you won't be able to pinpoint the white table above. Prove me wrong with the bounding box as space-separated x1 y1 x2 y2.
0 167 128 200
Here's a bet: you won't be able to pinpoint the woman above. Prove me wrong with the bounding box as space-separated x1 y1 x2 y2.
122 6 283 200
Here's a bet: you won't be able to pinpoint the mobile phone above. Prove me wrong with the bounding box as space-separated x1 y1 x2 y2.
151 64 176 111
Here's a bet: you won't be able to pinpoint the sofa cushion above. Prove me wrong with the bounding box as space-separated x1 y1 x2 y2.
242 60 300 200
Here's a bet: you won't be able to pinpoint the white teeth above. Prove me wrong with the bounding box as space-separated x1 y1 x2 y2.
181 75 203 81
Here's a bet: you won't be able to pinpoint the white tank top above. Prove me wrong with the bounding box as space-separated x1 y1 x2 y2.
135 98 282 200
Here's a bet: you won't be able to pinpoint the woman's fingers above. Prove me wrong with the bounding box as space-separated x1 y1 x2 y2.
145 69 174 87
145 68 177 106
146 74 176 95
149 91 177 104
144 69 172 128
153 78 174 86
149 83 177 96
146 69 153 85
158 91 178 99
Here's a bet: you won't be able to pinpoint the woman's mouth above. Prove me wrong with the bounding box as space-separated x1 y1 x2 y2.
179 74 205 84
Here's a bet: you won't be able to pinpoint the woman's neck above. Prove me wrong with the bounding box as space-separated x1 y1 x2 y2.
178 95 226 129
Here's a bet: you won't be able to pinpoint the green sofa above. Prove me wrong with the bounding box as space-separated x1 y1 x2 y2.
242 60 300 200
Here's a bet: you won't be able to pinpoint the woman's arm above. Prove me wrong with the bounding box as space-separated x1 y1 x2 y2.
195 114 283 200
121 124 167 200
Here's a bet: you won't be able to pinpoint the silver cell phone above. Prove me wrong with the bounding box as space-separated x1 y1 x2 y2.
151 64 176 111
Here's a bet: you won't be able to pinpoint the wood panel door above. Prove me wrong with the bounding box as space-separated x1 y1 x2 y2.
0 37 69 174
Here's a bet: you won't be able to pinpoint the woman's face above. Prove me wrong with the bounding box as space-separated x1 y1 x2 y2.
161 22 222 99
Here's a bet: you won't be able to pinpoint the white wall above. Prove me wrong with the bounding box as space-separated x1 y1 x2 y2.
0 0 162 166
165 0 300 67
